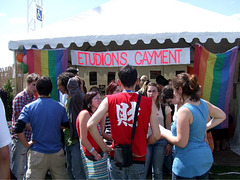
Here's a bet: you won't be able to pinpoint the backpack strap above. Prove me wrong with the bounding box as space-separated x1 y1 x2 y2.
131 94 142 145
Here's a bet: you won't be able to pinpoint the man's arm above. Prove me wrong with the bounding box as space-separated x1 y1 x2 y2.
0 145 10 179
13 97 31 131
87 97 113 153
15 120 33 148
61 121 70 128
99 114 112 141
147 100 161 144
25 123 32 131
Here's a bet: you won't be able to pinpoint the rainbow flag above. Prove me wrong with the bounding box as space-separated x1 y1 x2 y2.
26 49 68 100
193 44 238 128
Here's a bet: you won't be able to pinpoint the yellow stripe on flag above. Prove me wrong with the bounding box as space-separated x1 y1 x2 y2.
41 51 49 76
202 52 217 101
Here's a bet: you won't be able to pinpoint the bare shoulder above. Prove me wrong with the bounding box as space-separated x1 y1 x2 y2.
79 110 90 118
178 106 191 114
178 106 192 121
202 99 214 110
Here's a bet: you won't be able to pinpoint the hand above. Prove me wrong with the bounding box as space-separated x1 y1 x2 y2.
103 145 113 154
159 125 166 139
165 143 172 156
204 132 208 142
159 124 166 132
94 153 102 161
27 140 37 148
106 146 113 154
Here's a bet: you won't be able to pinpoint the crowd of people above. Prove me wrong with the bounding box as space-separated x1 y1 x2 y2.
0 64 226 179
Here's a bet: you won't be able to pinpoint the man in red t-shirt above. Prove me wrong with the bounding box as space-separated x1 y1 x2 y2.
87 64 160 179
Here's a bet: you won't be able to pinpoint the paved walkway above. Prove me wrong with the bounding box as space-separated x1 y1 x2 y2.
213 149 240 166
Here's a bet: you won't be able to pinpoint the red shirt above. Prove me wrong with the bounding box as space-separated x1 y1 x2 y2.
76 110 102 156
107 92 152 161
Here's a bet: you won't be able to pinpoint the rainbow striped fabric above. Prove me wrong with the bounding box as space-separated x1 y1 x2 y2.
80 141 108 179
193 44 238 128
26 49 68 100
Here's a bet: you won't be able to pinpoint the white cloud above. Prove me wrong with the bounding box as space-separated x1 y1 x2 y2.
0 13 6 17
10 17 26 25
230 13 240 20
0 41 14 68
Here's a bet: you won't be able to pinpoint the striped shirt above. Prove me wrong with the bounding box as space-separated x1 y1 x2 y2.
104 116 112 145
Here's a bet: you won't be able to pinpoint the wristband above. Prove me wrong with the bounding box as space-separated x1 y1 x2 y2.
90 147 95 153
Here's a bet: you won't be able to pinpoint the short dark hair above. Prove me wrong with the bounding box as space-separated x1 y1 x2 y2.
66 67 78 75
83 91 99 113
36 76 52 96
118 64 137 88
57 72 74 93
26 73 40 84
89 86 99 92
156 74 168 86
161 85 174 104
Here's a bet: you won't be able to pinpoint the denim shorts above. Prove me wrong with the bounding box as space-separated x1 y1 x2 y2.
109 158 145 179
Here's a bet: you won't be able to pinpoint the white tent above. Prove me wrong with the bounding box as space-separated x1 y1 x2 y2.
8 0 240 50
8 0 240 154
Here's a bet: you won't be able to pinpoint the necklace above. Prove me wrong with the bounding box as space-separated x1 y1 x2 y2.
184 97 191 104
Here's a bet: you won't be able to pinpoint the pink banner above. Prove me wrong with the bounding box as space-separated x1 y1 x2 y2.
71 48 190 67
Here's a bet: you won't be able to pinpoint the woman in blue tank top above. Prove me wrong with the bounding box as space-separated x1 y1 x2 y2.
160 73 226 179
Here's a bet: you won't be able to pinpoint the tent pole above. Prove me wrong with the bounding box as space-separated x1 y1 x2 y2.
13 50 17 95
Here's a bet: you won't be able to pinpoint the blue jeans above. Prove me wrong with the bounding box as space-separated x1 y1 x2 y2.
172 170 209 180
109 159 145 179
65 141 86 179
11 138 28 179
145 139 168 180
163 151 173 174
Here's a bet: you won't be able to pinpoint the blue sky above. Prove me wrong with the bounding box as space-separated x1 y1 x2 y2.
0 0 240 68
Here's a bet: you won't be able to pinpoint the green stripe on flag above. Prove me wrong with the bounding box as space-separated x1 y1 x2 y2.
48 51 58 100
210 53 225 106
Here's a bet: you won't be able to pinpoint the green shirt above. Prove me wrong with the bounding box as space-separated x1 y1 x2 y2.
63 96 78 146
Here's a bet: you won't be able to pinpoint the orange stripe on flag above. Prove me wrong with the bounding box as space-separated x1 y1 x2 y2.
34 50 42 76
198 47 209 93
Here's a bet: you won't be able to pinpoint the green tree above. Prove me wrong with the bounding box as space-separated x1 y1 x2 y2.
3 79 14 121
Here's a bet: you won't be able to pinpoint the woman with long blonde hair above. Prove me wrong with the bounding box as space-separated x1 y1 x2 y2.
145 82 172 179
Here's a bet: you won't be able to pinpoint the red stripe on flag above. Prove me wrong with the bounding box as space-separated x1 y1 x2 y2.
26 49 34 74
187 66 193 75
193 44 202 76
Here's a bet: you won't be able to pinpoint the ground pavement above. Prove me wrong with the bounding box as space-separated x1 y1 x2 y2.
213 149 240 166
